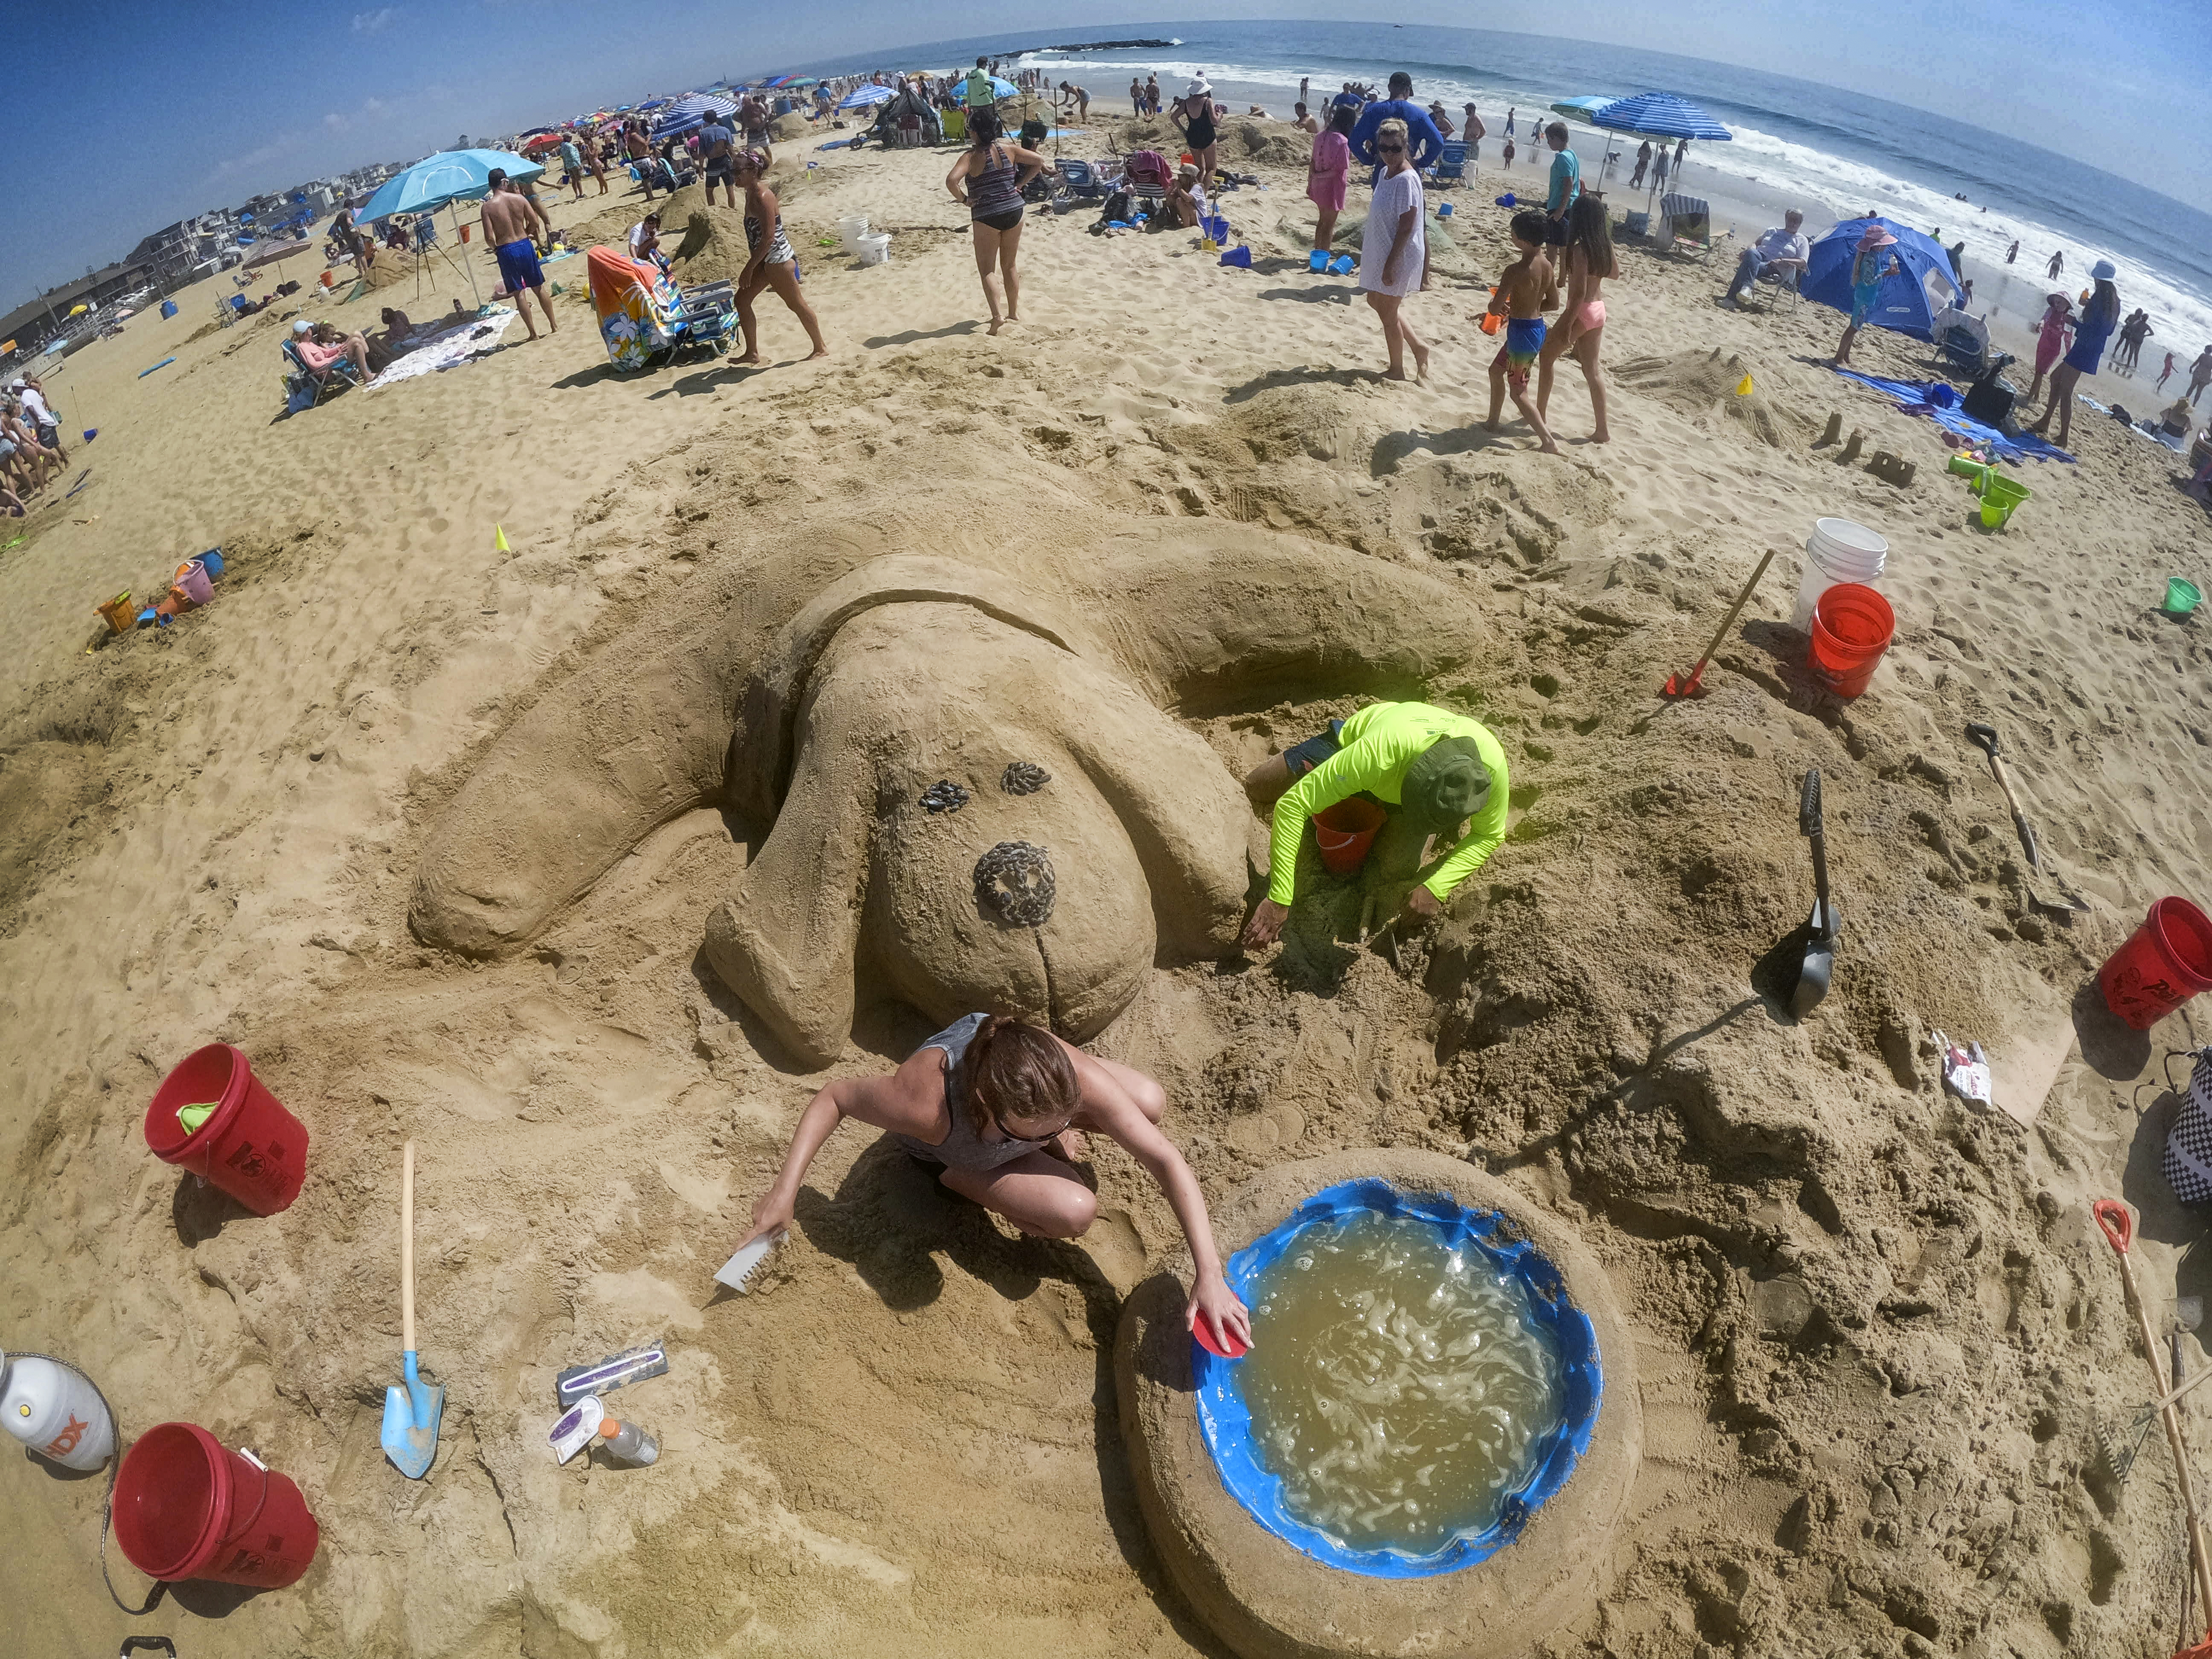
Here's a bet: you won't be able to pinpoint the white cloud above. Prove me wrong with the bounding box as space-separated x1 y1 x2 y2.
363 97 387 116
324 112 348 131
352 7 397 33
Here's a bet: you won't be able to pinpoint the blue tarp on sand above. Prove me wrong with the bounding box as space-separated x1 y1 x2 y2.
1831 369 2077 465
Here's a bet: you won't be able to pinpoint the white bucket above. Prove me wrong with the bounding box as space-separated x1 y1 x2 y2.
836 215 870 253
0 1353 116 1471
1791 517 1889 632
857 233 891 266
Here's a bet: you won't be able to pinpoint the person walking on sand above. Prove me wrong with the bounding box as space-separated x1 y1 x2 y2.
1144 73 1160 116
2026 291 2074 402
480 171 555 341
1129 76 1144 116
1537 194 1620 444
2157 350 2178 391
2047 249 2064 279
1358 118 1430 382
2028 260 2120 448
2118 308 2153 371
946 107 1051 336
1484 210 1560 452
1464 103 1484 160
2189 346 2212 406
736 1013 1253 1353
558 134 585 200
1170 76 1221 186
1306 102 1353 259
1831 223 1900 367
1241 701 1509 949
1542 121 1581 247
1630 140 1652 189
730 150 827 364
698 110 739 209
1505 106 1515 138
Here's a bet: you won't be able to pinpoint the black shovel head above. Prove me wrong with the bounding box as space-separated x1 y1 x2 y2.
1792 898 1837 1015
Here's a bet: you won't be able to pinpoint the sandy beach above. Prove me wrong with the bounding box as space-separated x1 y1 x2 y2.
4 110 2211 1659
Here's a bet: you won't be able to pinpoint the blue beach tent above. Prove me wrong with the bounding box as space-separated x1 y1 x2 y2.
1802 216 1961 341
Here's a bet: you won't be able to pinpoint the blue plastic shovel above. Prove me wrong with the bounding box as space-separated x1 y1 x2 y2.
380 1141 445 1479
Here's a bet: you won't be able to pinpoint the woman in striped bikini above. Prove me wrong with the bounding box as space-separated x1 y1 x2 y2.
944 107 1054 334
731 148 828 361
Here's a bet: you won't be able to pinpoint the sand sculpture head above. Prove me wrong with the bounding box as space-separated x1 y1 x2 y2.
411 525 1484 1067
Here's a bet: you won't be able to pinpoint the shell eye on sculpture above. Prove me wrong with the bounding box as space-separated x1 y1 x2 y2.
920 779 971 813
974 841 1056 928
1001 761 1051 796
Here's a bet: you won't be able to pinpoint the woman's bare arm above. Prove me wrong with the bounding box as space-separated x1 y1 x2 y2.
945 153 973 201
741 1055 945 1245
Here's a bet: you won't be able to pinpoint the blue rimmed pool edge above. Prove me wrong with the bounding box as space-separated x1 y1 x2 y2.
1193 1178 1604 1579
1115 1149 1643 1659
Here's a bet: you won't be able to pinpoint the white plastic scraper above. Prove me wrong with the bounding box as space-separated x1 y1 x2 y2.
714 1229 785 1294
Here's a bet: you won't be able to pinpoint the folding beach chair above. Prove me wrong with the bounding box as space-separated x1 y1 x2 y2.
941 107 966 143
1746 264 1802 312
1058 159 1106 200
674 282 738 354
1657 194 1712 260
280 339 359 410
1429 140 1467 188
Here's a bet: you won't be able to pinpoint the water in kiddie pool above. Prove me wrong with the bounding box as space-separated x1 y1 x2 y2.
1235 1208 1566 1555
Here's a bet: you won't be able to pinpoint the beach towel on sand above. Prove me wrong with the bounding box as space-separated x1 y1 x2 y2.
588 246 681 372
1830 368 2077 465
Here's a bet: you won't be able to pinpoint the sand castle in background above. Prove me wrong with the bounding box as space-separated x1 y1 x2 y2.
413 525 1485 1064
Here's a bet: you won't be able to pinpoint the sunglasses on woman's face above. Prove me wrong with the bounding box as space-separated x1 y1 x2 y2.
1376 142 1405 153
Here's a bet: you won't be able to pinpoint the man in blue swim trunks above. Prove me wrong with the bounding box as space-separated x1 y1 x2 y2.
481 170 556 342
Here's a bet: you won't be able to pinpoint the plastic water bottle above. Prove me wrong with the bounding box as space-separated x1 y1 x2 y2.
595 1418 658 1466
0 1353 117 1471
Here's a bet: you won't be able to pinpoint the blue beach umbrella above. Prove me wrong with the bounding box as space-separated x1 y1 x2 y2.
1802 217 1961 341
838 84 894 110
1590 92 1732 140
358 149 545 221
358 149 545 307
990 76 1019 99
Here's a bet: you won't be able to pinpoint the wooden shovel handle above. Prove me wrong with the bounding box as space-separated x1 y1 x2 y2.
401 1141 416 1356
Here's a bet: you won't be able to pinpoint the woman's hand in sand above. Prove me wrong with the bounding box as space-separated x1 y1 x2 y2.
1189 1270 1252 1353
1241 898 1289 950
741 1187 796 1250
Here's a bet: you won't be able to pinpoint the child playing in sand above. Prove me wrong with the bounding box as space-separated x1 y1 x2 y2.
1484 210 1560 454
1501 135 1516 169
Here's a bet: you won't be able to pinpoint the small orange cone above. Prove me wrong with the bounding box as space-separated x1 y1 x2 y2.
495 524 511 552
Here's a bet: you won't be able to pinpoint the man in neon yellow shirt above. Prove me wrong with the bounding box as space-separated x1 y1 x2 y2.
1241 701 1508 948
965 58 995 110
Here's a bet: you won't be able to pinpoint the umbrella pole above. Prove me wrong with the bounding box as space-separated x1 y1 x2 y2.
454 203 482 310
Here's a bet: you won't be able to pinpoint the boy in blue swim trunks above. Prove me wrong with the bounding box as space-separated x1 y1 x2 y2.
480 170 557 342
1483 210 1560 454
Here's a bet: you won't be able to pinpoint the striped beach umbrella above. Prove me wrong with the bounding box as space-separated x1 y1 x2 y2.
838 84 894 111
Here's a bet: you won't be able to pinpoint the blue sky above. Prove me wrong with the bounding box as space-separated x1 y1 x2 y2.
2 3 2204 303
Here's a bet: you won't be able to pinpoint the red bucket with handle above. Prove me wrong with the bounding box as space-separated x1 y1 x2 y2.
143 1045 309 1215
2098 897 2212 1030
112 1423 319 1589
1807 582 1895 699
1313 798 1387 875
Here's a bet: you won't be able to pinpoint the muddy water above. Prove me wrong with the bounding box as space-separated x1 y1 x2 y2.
1237 1209 1565 1554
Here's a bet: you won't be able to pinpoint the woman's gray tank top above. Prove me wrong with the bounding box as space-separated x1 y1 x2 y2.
893 1013 1051 1170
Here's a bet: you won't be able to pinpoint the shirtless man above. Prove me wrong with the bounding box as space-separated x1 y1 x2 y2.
698 111 738 209
480 170 556 341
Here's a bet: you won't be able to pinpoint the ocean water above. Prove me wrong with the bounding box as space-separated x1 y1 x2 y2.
786 20 2212 355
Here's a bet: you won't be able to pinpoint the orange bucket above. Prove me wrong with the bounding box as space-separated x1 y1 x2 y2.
96 592 135 634
1314 798 1386 875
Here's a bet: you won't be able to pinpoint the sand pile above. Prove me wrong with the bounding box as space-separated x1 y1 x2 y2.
770 113 810 143
3 134 2210 1659
1218 118 1310 169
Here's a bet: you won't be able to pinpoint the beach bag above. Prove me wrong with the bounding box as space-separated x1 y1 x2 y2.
1124 149 1173 190
2163 1048 2212 1205
1095 190 1133 227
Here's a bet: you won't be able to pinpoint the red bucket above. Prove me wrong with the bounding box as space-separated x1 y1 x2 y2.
1807 582 1895 698
143 1045 309 1216
113 1423 320 1589
1314 797 1387 875
2098 897 2212 1030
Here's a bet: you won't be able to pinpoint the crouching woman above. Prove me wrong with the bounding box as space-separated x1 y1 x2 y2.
738 1013 1252 1349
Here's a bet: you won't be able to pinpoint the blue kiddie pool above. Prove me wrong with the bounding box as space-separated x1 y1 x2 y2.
1193 1178 1604 1579
1116 1151 1639 1659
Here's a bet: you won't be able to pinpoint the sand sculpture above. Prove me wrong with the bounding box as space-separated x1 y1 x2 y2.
1117 1149 1641 1659
412 528 1487 1064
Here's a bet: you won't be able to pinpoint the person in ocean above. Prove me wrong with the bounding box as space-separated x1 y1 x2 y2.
1537 193 1620 445
1831 223 1900 367
1484 210 1560 453
736 1013 1253 1353
2028 260 2121 448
